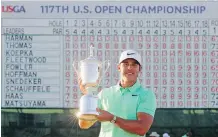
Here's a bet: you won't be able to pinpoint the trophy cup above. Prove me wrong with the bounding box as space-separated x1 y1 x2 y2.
73 45 110 129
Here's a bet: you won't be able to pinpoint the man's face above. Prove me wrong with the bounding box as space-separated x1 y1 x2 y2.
118 58 141 82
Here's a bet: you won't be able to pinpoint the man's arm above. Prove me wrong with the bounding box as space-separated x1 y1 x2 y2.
96 89 156 136
114 112 153 136
114 90 156 136
96 108 153 136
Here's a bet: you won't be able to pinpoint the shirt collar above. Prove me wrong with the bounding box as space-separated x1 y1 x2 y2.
115 80 141 93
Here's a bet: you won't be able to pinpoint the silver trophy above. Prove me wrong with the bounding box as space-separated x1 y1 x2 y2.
73 45 110 128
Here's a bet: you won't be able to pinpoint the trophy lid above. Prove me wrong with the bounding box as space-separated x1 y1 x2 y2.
80 45 100 65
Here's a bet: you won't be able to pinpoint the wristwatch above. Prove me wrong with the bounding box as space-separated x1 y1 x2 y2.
110 115 117 123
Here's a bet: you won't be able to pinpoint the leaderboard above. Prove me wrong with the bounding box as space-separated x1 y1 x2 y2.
1 1 218 108
2 22 62 108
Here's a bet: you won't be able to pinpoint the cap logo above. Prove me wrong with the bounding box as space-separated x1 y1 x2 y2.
127 52 135 55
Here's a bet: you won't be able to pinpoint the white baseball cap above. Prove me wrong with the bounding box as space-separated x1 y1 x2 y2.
149 132 160 137
163 133 170 137
119 50 142 65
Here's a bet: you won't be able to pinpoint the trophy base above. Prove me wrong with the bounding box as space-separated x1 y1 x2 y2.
78 113 98 121
78 114 98 129
79 118 97 129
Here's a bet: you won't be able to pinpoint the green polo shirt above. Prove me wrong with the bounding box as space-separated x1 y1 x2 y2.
97 81 156 137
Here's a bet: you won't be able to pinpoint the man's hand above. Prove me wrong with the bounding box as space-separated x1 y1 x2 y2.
95 108 154 136
78 78 87 94
96 108 113 122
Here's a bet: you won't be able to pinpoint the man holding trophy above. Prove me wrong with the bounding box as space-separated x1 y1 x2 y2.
76 46 156 137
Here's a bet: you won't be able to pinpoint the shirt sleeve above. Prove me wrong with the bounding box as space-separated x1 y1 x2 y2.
137 90 157 117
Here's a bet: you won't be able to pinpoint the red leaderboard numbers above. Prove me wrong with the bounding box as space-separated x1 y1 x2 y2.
209 20 218 108
2 2 218 109
61 18 218 109
64 20 71 107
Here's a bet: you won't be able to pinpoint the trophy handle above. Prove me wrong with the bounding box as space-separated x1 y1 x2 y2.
97 60 110 85
103 60 110 74
72 61 80 77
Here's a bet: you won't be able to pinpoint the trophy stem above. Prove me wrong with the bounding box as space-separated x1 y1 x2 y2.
86 87 98 95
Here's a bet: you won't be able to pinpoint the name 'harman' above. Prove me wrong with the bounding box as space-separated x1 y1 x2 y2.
5 35 33 41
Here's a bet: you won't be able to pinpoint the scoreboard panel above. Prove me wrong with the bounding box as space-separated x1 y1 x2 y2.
1 1 218 108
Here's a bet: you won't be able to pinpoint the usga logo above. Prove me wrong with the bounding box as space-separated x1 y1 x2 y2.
2 5 26 13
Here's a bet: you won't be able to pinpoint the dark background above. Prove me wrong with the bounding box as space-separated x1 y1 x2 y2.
1 108 218 137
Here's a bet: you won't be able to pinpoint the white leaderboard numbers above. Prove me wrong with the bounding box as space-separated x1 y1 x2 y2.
1 1 218 108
